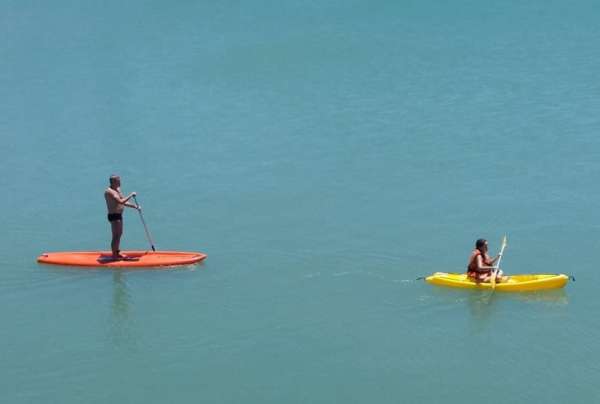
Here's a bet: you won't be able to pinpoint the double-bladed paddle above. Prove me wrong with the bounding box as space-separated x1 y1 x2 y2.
490 235 508 290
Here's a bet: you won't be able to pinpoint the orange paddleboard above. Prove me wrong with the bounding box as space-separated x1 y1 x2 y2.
37 251 207 268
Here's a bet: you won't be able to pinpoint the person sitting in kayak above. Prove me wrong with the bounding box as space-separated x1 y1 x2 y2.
467 238 506 283
104 175 140 258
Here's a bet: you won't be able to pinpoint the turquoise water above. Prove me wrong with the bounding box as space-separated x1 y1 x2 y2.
2 0 600 402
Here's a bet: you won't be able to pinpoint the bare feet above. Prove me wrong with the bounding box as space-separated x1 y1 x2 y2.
112 250 125 260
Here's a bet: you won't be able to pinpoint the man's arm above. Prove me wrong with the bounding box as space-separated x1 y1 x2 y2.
124 201 140 210
488 254 501 265
476 255 496 271
106 189 139 209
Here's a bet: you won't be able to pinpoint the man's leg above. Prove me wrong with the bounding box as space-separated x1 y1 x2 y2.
111 220 123 257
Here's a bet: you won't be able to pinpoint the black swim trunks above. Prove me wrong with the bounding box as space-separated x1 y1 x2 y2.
107 213 123 222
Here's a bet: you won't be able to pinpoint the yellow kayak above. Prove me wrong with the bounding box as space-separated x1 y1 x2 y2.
425 272 570 292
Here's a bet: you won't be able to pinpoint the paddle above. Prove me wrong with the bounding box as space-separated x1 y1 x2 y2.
490 235 508 289
132 195 156 252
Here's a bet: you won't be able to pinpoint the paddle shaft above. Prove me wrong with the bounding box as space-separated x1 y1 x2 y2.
132 195 156 252
491 236 508 289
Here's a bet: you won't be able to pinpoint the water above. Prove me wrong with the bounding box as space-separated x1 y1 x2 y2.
2 1 600 402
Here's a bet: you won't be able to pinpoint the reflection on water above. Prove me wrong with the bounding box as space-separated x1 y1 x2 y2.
109 271 137 349
468 288 569 333
466 290 497 333
427 284 570 334
510 289 569 305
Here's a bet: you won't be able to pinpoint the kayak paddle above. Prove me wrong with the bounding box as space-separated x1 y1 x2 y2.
133 195 156 252
490 235 508 290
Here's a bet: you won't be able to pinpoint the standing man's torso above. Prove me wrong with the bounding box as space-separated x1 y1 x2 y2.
105 187 124 214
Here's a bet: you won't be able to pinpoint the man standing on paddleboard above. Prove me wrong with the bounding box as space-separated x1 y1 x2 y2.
104 175 140 258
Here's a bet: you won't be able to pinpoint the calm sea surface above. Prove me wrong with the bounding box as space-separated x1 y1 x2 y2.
2 1 600 402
